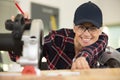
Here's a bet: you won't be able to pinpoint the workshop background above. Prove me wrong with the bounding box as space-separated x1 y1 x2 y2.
0 0 120 71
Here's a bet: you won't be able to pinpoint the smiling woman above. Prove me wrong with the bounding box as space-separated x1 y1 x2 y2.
43 1 108 70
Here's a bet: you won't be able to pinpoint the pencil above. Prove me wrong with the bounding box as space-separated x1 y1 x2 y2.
14 0 24 15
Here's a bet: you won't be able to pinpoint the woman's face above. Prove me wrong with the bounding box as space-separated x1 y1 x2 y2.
73 22 102 47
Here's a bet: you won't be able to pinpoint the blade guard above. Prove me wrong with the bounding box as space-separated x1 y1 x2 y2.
17 19 44 67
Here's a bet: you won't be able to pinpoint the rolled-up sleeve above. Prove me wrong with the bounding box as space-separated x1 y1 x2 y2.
76 32 108 67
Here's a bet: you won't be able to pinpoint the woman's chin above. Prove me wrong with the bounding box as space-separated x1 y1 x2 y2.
81 42 92 47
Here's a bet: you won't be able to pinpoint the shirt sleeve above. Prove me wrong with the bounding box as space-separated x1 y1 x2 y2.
43 29 66 57
75 32 108 67
43 31 54 57
43 30 59 57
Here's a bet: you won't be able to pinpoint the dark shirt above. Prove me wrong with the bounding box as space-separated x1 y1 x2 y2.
43 28 108 69
8 28 108 70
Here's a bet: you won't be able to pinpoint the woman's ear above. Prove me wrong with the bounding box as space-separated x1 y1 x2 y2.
99 29 102 35
73 26 77 33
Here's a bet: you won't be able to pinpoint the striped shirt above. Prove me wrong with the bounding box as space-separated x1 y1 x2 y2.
43 28 108 69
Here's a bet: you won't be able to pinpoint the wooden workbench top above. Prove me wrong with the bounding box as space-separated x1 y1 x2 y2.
0 68 120 80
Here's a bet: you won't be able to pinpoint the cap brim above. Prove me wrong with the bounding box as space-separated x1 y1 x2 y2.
75 19 100 28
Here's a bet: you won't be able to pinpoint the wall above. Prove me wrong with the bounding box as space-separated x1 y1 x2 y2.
19 0 120 28
18 0 120 48
100 0 120 25
0 0 17 33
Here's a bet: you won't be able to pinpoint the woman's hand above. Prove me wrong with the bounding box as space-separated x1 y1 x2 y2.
71 57 90 70
11 12 29 21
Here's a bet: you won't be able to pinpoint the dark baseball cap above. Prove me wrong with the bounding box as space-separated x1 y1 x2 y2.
74 1 102 28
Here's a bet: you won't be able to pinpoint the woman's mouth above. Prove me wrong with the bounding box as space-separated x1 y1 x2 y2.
81 37 91 43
